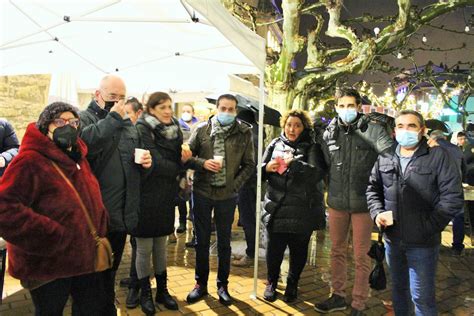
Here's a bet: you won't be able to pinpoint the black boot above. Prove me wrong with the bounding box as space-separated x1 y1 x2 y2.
283 278 298 303
125 286 140 309
155 272 178 310
139 277 155 315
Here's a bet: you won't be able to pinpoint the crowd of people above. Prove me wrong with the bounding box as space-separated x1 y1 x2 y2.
0 75 469 316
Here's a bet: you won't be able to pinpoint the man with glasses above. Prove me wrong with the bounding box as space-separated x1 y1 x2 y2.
79 75 152 315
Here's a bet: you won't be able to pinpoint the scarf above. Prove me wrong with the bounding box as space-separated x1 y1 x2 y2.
210 116 233 187
143 112 179 140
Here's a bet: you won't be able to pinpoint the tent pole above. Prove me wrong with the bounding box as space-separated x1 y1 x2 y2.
252 69 265 299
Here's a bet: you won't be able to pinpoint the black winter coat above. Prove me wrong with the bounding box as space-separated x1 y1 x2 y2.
134 116 183 237
262 131 327 234
366 138 463 247
323 113 394 212
79 100 144 233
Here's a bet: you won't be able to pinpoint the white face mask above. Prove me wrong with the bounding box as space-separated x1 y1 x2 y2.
181 112 193 122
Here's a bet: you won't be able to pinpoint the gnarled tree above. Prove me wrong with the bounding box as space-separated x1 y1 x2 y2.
226 0 474 113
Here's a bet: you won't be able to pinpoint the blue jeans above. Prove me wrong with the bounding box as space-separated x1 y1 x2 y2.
385 240 439 316
193 193 237 287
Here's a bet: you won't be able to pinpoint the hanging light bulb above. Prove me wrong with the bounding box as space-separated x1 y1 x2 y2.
374 27 380 36
465 25 470 32
422 34 427 43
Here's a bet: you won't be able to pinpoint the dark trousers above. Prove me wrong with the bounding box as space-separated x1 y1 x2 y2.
129 237 138 289
31 272 106 316
238 186 256 257
452 211 465 251
103 231 127 315
266 232 312 284
177 198 189 224
193 193 237 287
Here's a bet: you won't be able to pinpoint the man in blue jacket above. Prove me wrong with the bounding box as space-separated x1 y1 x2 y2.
367 110 463 316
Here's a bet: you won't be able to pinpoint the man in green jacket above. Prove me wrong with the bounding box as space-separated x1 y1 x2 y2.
185 94 255 306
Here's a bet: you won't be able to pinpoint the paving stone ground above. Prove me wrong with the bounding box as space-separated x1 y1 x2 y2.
1 215 473 316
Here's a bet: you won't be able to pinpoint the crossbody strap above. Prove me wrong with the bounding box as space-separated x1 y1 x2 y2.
51 162 100 242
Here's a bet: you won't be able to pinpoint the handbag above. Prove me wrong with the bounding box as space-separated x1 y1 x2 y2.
51 162 113 272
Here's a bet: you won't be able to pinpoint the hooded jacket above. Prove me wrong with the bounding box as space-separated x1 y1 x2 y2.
0 123 108 281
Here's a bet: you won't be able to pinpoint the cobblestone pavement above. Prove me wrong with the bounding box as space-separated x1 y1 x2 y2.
1 220 473 315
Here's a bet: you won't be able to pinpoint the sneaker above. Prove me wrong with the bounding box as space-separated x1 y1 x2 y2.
314 294 347 313
263 282 277 302
176 222 186 234
231 255 253 267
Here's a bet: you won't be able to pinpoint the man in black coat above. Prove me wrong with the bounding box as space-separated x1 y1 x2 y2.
315 88 393 316
0 119 19 177
367 110 463 315
79 75 152 315
429 129 466 255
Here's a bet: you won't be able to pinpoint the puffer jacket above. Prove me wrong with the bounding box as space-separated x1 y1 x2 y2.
323 113 393 212
366 138 463 247
261 131 327 234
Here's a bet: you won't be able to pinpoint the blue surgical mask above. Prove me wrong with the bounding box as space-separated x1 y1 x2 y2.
396 129 420 147
336 108 358 124
217 112 236 126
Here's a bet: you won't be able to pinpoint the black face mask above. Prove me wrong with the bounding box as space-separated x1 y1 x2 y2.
52 125 78 150
104 100 116 112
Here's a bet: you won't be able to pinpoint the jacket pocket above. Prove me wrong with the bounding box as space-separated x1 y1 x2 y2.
380 164 396 188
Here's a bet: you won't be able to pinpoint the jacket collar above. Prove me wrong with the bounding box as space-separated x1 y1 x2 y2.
21 123 87 174
87 99 108 120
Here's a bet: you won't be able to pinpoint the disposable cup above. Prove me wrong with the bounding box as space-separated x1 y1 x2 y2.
385 210 394 226
214 155 224 167
135 148 147 164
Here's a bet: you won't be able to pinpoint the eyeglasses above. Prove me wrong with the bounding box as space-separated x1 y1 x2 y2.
53 118 80 128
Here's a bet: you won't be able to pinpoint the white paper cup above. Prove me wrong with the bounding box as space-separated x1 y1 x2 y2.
214 155 224 167
385 210 394 226
135 148 147 164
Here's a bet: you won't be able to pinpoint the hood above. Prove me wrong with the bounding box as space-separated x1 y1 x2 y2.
20 122 88 170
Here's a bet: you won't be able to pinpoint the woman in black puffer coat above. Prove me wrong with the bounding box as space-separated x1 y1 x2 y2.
261 109 327 303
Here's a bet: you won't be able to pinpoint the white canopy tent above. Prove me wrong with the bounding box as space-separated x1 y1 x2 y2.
1 0 266 298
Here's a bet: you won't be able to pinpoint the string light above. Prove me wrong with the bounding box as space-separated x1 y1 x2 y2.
465 25 470 32
373 27 380 36
397 52 403 59
422 34 427 43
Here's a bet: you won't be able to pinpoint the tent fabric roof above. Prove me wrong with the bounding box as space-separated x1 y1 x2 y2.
0 0 265 94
